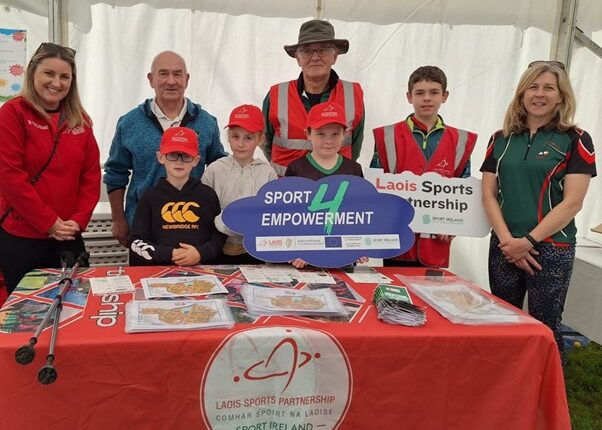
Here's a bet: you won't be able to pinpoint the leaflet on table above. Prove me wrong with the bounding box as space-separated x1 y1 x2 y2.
374 284 413 304
125 299 234 333
239 265 335 284
239 265 295 283
373 284 426 327
294 268 336 284
397 276 537 325
302 279 365 303
89 276 135 296
342 266 392 283
140 275 227 298
240 285 348 316
376 302 426 327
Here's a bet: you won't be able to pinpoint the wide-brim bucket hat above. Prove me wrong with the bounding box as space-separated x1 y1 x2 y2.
284 19 349 58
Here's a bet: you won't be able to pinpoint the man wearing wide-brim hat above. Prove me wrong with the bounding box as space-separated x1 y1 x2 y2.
262 19 365 176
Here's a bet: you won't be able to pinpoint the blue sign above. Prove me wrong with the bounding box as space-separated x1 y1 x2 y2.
222 175 415 268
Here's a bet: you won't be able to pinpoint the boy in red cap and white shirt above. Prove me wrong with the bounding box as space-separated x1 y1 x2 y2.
202 105 278 264
285 102 363 179
285 102 365 268
129 126 225 265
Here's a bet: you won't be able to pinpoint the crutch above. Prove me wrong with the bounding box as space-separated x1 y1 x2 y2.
36 251 89 384
14 251 75 365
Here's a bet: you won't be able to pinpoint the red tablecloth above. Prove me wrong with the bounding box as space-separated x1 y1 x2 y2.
0 266 570 430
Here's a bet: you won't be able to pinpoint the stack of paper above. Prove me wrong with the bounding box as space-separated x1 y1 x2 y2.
373 284 426 327
240 285 348 317
303 279 365 303
398 276 537 325
140 275 228 299
125 299 234 333
89 276 135 296
342 266 392 284
239 265 336 285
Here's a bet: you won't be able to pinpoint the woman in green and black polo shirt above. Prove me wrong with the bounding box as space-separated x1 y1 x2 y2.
480 61 596 363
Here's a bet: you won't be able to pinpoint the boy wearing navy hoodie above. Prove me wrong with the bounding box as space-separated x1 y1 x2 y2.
129 127 225 265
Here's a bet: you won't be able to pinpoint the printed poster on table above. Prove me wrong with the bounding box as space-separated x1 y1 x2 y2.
0 29 27 103
222 175 416 268
364 168 490 236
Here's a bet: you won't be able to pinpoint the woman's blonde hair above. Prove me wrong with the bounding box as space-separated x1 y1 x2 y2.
502 62 576 137
21 42 89 128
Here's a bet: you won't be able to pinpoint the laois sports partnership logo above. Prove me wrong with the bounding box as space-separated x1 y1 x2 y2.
201 327 352 430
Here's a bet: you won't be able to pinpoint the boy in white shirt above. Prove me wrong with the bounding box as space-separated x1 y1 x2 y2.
202 105 278 264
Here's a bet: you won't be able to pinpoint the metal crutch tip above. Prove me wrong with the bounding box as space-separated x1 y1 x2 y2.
15 345 36 365
38 365 58 385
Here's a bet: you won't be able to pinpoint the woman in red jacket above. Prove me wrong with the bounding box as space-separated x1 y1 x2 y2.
0 43 100 293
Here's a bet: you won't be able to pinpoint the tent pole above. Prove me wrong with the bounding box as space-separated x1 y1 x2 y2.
574 27 602 60
550 0 578 69
48 0 68 45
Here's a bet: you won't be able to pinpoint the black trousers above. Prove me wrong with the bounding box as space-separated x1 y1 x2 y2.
0 227 87 294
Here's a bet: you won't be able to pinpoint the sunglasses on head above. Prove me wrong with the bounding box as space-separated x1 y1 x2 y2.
528 60 565 70
35 42 76 57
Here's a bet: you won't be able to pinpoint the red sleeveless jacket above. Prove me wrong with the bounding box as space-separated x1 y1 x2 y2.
374 120 476 267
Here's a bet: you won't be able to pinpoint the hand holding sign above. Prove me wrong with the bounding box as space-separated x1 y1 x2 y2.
222 175 415 268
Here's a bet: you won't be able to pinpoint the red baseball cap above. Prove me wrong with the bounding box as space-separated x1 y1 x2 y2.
160 127 199 156
306 102 347 130
226 104 264 133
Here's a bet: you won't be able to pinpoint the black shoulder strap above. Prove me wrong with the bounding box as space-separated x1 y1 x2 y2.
0 114 64 225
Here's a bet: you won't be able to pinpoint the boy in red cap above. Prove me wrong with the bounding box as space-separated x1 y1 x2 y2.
285 101 363 179
129 126 225 265
285 102 365 268
202 105 277 264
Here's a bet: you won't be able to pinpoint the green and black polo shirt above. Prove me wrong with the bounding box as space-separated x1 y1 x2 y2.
480 127 596 245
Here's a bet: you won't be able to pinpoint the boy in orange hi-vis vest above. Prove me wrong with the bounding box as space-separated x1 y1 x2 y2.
371 66 477 268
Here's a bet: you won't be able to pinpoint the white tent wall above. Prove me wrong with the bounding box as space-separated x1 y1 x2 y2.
1 1 600 290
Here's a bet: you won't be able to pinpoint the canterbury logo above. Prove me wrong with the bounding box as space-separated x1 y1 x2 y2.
161 201 200 223
131 239 155 261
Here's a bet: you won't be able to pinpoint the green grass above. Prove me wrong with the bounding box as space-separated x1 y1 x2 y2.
566 341 602 430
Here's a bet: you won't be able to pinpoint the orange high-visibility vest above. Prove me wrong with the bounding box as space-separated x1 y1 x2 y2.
268 79 364 176
374 120 477 267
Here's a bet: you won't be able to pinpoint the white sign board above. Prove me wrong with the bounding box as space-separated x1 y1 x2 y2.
0 29 27 103
365 168 490 237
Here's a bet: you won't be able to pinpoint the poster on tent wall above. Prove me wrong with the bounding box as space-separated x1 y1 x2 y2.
0 29 27 103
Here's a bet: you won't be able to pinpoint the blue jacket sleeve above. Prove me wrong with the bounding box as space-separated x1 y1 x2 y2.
103 117 132 193
204 115 227 165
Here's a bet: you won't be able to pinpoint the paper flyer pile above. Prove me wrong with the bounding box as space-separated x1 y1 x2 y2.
398 276 537 325
140 275 228 298
125 299 234 333
373 284 426 327
240 285 348 317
